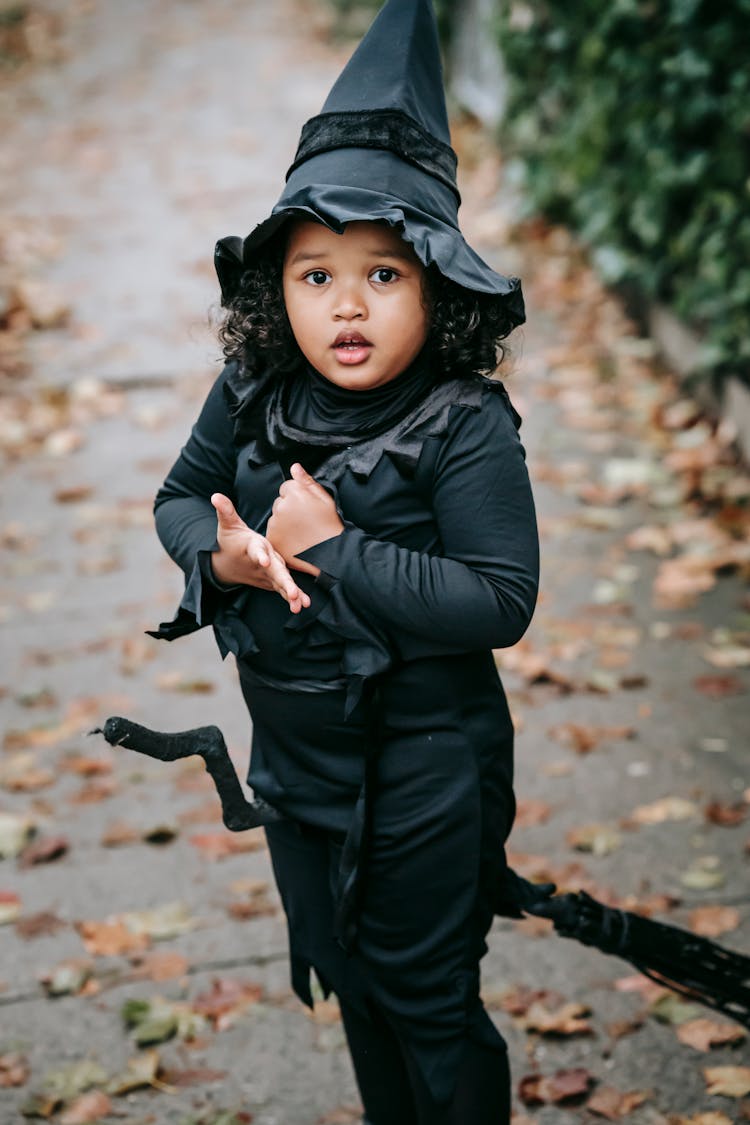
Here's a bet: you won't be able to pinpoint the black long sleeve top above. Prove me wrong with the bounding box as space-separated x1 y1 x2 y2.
150 363 539 701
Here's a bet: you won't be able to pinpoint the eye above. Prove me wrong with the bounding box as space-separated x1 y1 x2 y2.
370 267 398 285
304 270 331 286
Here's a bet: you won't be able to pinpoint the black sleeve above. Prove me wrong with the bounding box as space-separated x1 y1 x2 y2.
150 369 243 637
299 392 539 652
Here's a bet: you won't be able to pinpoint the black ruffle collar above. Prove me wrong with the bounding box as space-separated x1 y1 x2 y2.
222 359 520 483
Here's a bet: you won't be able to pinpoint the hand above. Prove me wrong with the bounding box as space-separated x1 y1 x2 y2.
210 493 311 614
266 463 344 576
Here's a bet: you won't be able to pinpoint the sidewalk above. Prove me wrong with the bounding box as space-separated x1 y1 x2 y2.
1 3 748 1123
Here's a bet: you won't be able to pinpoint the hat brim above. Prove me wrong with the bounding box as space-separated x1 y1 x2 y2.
215 183 524 328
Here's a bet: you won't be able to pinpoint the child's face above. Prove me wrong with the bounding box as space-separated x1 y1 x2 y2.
282 220 429 391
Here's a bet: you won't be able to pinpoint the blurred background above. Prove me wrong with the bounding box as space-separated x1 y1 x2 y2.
1 3 749 1124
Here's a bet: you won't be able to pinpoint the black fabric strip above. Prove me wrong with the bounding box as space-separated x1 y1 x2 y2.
288 109 461 202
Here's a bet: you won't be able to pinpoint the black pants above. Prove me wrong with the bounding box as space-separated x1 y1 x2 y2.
339 997 511 1125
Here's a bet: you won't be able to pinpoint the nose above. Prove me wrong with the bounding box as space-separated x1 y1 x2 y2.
332 280 367 321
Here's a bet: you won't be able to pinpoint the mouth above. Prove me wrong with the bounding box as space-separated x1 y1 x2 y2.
332 331 373 366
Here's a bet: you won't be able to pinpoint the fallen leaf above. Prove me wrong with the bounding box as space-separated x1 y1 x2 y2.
0 890 22 925
676 1114 734 1125
69 777 118 804
649 993 700 1025
158 1065 227 1087
567 823 622 856
129 950 189 982
54 486 94 504
20 834 69 867
586 1085 650 1118
628 796 699 824
100 820 139 847
514 799 552 828
0 1052 30 1087
189 831 265 860
677 1018 747 1052
614 974 669 1005
59 1090 112 1124
105 1048 160 1095
16 911 66 939
693 675 745 699
703 1066 750 1097
689 905 740 937
520 999 592 1037
549 722 634 754
518 1067 594 1105
40 958 94 997
0 753 55 792
122 996 206 1045
61 754 112 777
316 1108 362 1124
27 1059 108 1113
120 901 194 941
703 645 750 669
155 671 215 694
192 977 263 1031
76 918 149 956
142 823 179 846
681 856 726 890
705 800 747 827
0 811 36 858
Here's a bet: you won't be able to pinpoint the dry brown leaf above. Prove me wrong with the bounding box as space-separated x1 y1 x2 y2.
703 1066 750 1097
15 911 66 939
614 974 669 1005
100 820 139 847
519 1067 594 1105
520 999 593 1037
492 986 564 1016
19 835 69 867
191 977 263 1031
61 754 112 777
567 823 622 856
69 778 118 804
514 799 553 828
587 1085 650 1118
76 918 149 957
0 891 22 925
129 951 190 982
676 1114 734 1125
0 1052 29 1087
677 1018 746 1052
549 722 634 754
157 1065 227 1088
693 674 746 699
316 1107 363 1124
705 800 747 827
689 905 741 938
628 796 699 825
54 486 94 504
59 1090 112 1124
189 830 265 860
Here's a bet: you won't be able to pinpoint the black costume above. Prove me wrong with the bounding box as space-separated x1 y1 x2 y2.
151 360 538 1115
150 3 535 1120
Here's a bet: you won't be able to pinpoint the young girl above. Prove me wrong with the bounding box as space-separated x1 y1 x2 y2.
150 2 538 1121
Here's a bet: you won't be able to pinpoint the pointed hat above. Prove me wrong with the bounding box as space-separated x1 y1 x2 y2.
215 0 524 325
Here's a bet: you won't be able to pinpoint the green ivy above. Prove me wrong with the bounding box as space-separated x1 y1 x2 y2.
496 0 750 386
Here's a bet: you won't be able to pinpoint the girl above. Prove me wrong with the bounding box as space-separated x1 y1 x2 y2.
150 2 538 1121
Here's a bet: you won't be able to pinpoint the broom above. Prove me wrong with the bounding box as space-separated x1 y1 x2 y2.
95 716 750 1029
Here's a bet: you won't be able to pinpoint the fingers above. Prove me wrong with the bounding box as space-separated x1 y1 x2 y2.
265 551 311 613
211 493 247 529
289 462 315 487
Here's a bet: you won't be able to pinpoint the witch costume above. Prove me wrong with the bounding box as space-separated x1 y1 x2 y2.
147 1 533 1120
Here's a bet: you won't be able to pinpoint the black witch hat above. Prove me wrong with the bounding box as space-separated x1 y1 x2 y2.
214 0 524 324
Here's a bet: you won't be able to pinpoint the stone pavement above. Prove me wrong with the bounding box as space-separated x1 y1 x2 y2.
1 2 748 1123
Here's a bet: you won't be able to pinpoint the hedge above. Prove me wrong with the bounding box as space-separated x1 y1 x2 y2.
495 0 750 387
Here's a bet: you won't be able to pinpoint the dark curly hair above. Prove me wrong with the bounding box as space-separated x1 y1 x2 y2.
218 225 516 383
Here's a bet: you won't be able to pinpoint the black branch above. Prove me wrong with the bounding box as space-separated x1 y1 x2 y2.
93 716 283 831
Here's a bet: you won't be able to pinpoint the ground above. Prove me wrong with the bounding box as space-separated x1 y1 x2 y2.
1 2 749 1123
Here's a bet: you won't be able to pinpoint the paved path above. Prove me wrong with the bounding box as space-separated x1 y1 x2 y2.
1 3 748 1123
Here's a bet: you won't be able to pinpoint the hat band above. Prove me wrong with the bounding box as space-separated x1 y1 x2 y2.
288 109 461 203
